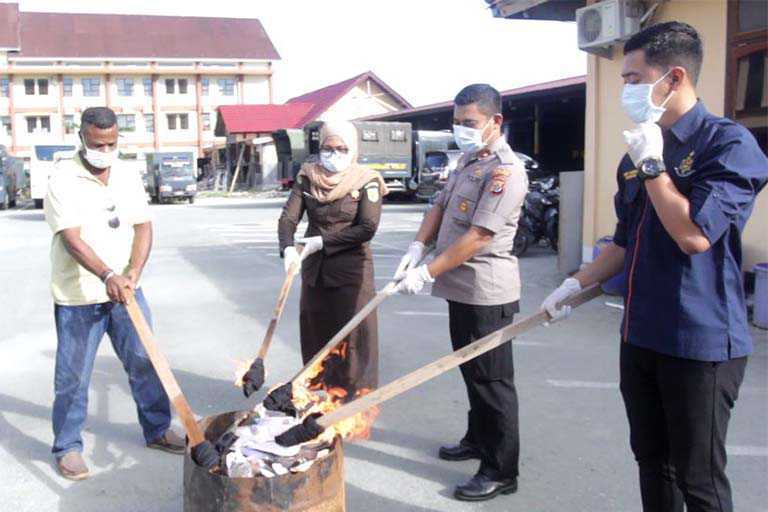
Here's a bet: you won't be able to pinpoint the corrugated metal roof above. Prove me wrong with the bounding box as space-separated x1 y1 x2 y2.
216 103 314 135
4 10 279 60
287 71 412 126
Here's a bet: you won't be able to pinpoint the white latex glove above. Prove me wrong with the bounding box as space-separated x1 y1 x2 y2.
396 265 434 295
295 236 323 260
540 277 582 322
283 246 301 274
622 121 664 167
394 241 426 280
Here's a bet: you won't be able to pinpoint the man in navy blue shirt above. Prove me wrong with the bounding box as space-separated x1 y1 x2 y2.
541 22 767 512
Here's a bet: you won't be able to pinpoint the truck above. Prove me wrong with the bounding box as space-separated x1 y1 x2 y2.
274 122 454 199
0 146 23 210
145 152 197 204
30 144 77 208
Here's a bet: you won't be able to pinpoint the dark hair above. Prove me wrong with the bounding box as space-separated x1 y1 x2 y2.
454 84 501 116
80 107 117 132
623 21 703 85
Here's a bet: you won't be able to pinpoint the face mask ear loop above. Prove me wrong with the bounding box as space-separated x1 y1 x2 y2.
653 69 675 109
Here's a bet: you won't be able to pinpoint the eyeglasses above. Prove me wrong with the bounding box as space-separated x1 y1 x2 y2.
320 146 349 155
107 204 120 229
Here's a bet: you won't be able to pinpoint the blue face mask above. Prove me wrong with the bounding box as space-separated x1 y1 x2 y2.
453 118 493 154
320 150 352 173
621 70 675 124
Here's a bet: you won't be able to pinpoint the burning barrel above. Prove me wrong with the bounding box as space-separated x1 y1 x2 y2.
183 411 345 512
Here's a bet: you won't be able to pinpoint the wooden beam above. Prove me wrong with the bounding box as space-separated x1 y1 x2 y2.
227 143 246 194
317 285 603 429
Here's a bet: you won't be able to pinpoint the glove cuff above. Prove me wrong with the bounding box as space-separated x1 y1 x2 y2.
418 265 435 283
563 277 582 292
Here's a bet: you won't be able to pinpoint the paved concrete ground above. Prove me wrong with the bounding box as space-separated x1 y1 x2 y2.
1 196 766 512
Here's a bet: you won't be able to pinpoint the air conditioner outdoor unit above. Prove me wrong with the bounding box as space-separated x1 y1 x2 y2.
577 0 643 52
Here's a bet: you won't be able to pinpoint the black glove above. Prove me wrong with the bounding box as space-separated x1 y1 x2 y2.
263 382 297 416
214 432 238 454
191 441 219 470
242 358 265 398
275 413 325 447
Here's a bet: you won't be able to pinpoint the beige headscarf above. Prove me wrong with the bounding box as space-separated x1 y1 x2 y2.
298 119 388 203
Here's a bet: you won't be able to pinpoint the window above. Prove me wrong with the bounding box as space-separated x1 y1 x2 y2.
165 79 175 94
116 78 134 97
143 77 153 96
145 113 154 133
727 0 768 154
218 78 235 96
117 114 136 132
166 113 189 131
178 79 188 94
63 115 75 134
390 129 406 142
0 78 8 97
37 79 48 95
202 112 211 131
1 116 11 136
26 116 51 133
361 129 378 141
24 79 35 95
82 78 101 97
201 78 209 96
63 78 73 97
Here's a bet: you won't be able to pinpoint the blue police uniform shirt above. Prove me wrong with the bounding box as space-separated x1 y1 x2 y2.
613 101 768 362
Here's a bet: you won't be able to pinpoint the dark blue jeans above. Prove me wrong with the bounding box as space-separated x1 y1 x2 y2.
52 288 171 458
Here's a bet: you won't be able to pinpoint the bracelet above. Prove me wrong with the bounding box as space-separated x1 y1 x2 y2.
101 270 115 283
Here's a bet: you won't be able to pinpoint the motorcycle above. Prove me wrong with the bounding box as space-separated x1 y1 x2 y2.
512 175 559 257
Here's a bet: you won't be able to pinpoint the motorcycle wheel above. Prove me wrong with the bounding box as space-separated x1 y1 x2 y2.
546 216 558 251
512 227 532 257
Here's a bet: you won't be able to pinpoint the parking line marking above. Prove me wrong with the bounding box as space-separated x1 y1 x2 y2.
546 379 618 389
726 445 768 457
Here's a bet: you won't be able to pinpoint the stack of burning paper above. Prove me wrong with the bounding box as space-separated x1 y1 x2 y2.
222 405 331 478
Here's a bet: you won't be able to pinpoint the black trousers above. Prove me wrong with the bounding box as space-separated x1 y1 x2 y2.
448 300 519 480
619 343 747 512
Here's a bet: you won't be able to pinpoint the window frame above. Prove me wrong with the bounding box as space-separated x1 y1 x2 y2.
37 78 49 95
24 79 35 95
117 114 136 133
63 115 76 135
62 77 73 97
201 78 210 96
26 116 37 133
0 78 9 97
145 113 155 133
81 77 101 97
143 77 153 96
179 113 189 130
178 78 188 94
1 115 11 136
218 78 235 96
165 78 176 95
116 78 134 97
166 113 177 130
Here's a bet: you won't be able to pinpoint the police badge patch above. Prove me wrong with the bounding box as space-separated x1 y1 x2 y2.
365 184 380 203
489 167 510 195
674 151 695 177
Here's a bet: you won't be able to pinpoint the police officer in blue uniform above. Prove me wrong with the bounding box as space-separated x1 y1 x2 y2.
541 22 767 512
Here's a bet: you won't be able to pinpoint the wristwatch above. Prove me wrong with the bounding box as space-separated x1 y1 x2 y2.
637 157 666 182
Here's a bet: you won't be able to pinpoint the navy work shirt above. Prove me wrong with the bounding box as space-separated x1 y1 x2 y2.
613 101 768 362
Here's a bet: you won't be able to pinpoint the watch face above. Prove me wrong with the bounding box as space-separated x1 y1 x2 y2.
640 159 663 179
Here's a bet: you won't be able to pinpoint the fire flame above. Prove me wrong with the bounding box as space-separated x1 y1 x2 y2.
290 342 379 444
232 358 252 388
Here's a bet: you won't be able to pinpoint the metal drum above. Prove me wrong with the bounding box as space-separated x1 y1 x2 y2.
184 411 345 512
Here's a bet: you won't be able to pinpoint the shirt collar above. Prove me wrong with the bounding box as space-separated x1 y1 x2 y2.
669 100 706 144
73 151 108 185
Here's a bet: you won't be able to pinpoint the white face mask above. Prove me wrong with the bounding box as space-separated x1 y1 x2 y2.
320 150 352 173
453 118 493 154
621 70 675 124
81 138 118 170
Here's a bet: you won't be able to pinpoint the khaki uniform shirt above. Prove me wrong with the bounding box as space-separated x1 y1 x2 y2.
431 138 528 306
44 153 151 306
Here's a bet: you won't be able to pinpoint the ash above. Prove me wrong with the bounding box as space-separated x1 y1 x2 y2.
223 405 331 478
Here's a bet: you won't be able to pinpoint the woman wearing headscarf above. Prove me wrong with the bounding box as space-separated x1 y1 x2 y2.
277 120 387 396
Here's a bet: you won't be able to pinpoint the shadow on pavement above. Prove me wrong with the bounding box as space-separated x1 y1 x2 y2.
5 213 45 222
198 202 284 211
347 482 443 512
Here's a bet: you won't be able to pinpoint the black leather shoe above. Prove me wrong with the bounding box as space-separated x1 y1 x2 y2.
438 442 480 461
454 473 518 502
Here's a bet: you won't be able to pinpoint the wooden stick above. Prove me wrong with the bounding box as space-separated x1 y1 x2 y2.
317 285 603 429
227 143 246 195
291 281 398 385
256 250 302 361
125 295 206 446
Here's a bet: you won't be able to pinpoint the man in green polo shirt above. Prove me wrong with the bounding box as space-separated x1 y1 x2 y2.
44 107 183 481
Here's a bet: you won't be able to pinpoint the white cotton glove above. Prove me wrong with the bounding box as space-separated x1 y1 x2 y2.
295 236 323 260
540 277 582 322
396 265 435 295
283 246 301 274
622 121 664 167
394 241 426 280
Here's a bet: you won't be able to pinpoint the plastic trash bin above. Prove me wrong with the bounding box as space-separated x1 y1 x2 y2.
753 262 768 329
593 236 627 296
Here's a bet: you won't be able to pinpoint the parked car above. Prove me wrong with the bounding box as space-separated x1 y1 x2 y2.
513 175 559 257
